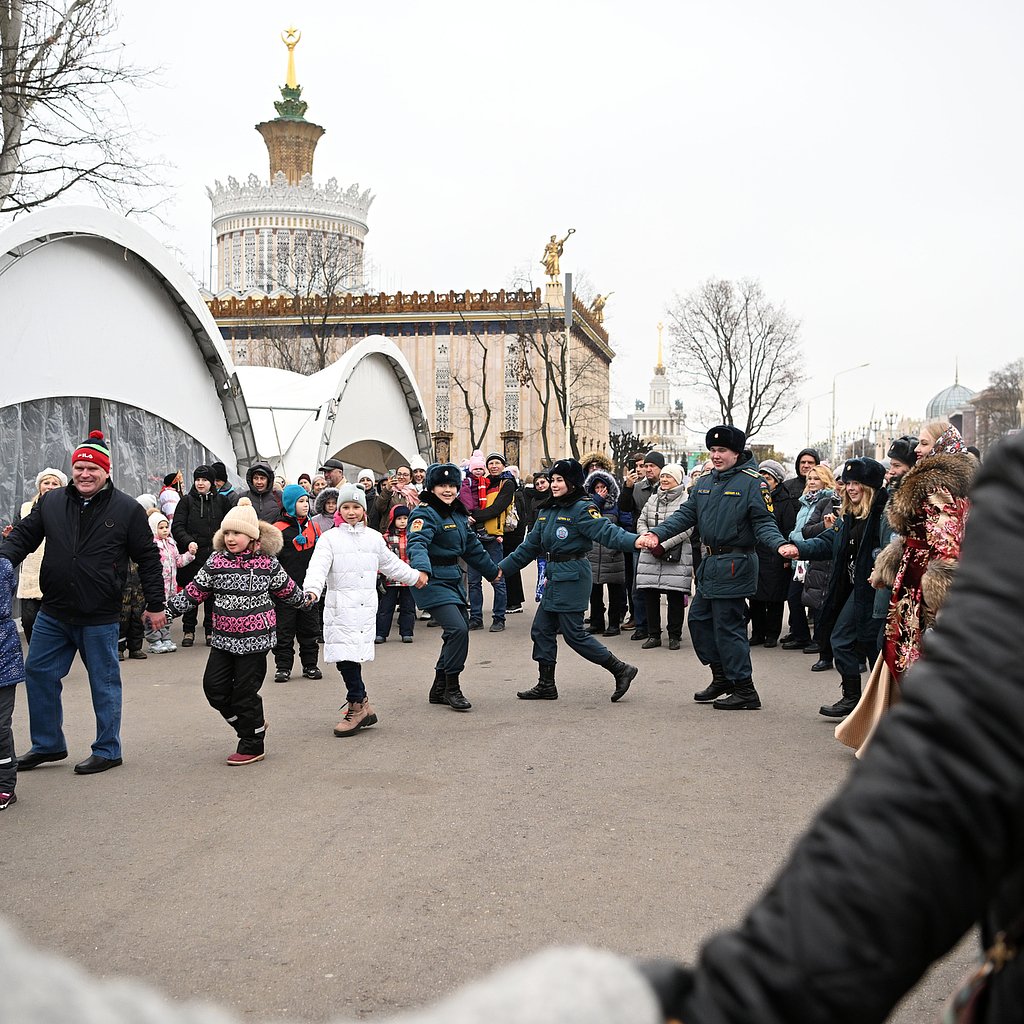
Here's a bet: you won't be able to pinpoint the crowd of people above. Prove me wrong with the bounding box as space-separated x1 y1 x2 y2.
0 421 982 806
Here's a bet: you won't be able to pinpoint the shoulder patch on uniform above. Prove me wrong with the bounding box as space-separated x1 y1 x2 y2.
410 519 423 532
587 506 601 519
762 490 774 513
741 468 762 479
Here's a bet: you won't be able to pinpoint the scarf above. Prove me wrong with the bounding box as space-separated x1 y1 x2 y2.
928 424 966 456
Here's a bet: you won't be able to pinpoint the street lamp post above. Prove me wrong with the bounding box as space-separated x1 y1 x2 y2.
831 362 870 464
805 389 832 448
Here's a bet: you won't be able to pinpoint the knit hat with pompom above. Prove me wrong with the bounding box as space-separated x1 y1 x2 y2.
220 497 261 540
72 430 111 473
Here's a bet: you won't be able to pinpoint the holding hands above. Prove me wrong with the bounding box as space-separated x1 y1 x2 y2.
188 542 198 555
635 533 659 550
778 543 800 560
303 590 319 607
414 571 429 589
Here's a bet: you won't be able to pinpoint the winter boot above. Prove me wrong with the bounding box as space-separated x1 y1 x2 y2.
428 668 447 705
518 661 558 700
444 673 472 712
819 676 862 718
334 698 378 736
713 678 762 710
693 663 731 703
603 655 638 702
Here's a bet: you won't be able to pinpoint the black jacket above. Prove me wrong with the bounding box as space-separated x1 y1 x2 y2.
242 462 283 522
0 481 164 625
676 432 1024 1023
753 484 797 603
171 487 229 586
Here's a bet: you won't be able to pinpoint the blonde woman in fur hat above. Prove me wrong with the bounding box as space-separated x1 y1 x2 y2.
6 469 67 643
166 499 307 766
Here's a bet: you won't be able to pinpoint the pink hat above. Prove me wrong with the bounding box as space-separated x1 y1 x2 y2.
468 450 486 472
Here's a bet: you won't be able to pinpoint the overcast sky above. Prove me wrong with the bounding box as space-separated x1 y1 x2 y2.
114 0 1023 460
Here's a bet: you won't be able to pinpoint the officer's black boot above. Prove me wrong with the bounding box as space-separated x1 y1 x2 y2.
603 655 638 702
518 661 558 700
444 673 472 712
819 675 861 718
693 663 730 703
428 668 446 705
713 678 762 710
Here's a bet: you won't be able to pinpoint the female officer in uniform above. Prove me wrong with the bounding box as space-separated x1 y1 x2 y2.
406 463 501 712
498 458 643 703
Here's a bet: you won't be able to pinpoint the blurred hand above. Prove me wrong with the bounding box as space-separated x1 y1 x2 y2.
415 571 429 589
303 591 319 606
1 524 11 538
188 542 198 555
778 543 800 559
823 514 837 529
142 610 168 631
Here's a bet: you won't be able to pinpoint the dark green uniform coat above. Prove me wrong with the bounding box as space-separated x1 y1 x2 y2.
651 453 788 599
406 493 498 610
499 493 637 613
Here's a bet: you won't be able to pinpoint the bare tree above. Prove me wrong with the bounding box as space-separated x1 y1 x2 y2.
971 357 1023 452
608 429 649 474
0 0 161 214
450 325 493 451
665 278 805 442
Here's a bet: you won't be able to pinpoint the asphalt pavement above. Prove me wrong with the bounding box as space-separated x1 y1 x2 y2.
5 583 971 1022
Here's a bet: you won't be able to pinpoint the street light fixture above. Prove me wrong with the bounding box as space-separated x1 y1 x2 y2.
831 362 870 463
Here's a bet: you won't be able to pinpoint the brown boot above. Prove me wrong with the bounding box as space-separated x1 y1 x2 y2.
333 699 378 737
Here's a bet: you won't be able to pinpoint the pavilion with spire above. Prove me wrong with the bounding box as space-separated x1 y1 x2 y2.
206 28 373 296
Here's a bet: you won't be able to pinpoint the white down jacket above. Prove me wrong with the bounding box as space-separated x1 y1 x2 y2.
302 521 420 663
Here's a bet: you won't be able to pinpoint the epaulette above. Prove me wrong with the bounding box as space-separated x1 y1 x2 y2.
741 468 762 479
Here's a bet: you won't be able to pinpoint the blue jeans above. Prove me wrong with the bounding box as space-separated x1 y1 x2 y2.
467 534 506 624
337 660 366 703
24 612 123 759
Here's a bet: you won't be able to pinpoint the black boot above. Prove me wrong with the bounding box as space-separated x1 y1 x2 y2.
444 673 472 712
428 668 446 705
603 655 637 702
819 675 861 718
518 661 558 700
713 678 762 710
693 663 730 703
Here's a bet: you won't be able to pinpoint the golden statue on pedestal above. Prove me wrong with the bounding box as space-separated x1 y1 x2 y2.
541 228 575 280
281 26 302 89
590 291 614 323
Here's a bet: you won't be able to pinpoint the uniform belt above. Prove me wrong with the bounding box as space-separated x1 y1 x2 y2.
432 556 460 566
545 552 580 563
702 545 753 556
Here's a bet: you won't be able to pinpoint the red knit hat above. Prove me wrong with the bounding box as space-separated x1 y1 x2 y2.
72 430 111 473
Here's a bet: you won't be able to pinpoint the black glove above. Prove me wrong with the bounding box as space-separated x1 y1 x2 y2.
634 958 692 1022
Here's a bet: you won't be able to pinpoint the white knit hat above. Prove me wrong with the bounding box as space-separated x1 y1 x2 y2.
661 463 685 484
36 467 68 490
357 468 375 483
148 511 169 536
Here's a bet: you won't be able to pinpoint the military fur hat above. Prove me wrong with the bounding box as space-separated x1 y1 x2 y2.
705 425 746 454
425 462 463 489
841 457 886 490
887 436 919 467
549 458 585 490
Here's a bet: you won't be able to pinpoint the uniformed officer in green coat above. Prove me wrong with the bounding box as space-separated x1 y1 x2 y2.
406 463 501 712
498 458 642 703
638 426 789 710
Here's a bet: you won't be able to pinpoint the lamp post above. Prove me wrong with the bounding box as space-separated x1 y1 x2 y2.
805 389 831 448
831 362 870 464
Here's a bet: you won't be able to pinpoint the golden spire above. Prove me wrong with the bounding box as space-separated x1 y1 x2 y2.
281 26 301 90
655 321 665 375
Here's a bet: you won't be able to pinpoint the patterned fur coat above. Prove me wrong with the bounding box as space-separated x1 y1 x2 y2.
873 452 975 681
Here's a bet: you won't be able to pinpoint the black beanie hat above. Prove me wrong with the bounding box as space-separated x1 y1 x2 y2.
549 458 585 490
425 463 462 490
193 465 217 485
705 425 747 454
211 461 228 480
643 450 666 469
887 436 918 467
163 471 180 487
841 457 886 490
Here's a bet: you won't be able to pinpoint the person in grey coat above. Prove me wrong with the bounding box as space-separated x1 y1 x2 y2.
584 469 630 636
635 464 693 650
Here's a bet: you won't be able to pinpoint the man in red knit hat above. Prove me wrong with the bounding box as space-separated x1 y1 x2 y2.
0 430 165 776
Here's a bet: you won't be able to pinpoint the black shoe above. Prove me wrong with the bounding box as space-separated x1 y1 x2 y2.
694 664 730 703
428 669 447 705
604 656 637 702
181 633 194 647
668 637 681 651
781 637 809 650
518 662 558 700
427 618 440 627
128 649 147 660
811 658 834 672
506 605 523 614
602 627 621 637
630 629 648 641
302 666 323 680
713 680 761 710
489 621 505 633
274 670 289 683
803 642 821 654
468 620 483 631
0 792 16 809
17 750 68 771
641 636 662 649
779 633 794 644
444 673 471 711
74 754 123 775
749 634 766 646
587 624 605 634
819 696 859 718
205 635 212 647
763 638 779 649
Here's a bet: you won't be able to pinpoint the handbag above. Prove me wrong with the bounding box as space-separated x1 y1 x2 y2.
941 912 1024 1023
504 500 519 533
651 541 682 564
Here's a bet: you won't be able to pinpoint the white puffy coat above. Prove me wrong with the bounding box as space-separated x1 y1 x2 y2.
302 521 420 663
